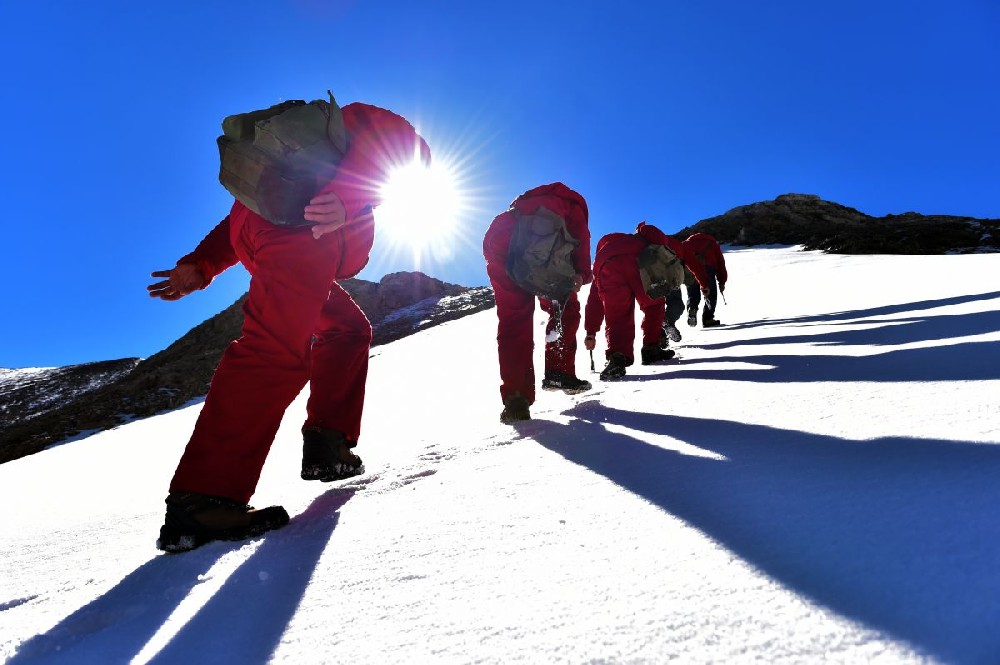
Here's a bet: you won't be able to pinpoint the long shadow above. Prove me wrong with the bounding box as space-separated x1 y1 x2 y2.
147 488 354 665
669 339 1000 383
698 309 1000 352
525 402 1000 664
9 489 354 665
721 290 1000 332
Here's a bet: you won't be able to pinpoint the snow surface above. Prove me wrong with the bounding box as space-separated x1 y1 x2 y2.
2 246 999 664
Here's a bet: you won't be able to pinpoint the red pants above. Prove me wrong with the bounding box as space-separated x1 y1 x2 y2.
595 255 664 363
486 260 581 405
170 211 371 503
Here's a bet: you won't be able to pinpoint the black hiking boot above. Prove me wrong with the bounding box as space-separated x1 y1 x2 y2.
156 492 289 553
541 370 592 395
641 344 676 365
500 394 531 424
702 317 723 327
687 311 698 327
301 427 365 482
599 352 629 381
663 322 682 343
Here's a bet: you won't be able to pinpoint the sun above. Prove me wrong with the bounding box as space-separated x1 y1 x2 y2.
376 156 466 260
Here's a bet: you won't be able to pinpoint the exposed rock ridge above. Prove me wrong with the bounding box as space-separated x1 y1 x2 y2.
676 193 998 254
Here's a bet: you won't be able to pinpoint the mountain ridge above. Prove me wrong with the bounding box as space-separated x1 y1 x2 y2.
0 272 494 464
677 193 998 253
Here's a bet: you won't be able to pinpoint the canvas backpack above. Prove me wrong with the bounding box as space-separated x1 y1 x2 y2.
505 206 580 302
217 91 348 226
636 242 685 299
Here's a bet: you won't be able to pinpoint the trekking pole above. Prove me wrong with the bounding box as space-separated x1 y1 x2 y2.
590 349 595 372
721 290 728 306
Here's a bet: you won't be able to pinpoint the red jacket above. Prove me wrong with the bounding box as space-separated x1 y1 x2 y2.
482 182 593 285
591 223 709 289
683 233 728 285
180 102 430 284
584 223 710 334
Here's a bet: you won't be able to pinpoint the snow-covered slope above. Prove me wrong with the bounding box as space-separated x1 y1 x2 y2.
2 247 999 664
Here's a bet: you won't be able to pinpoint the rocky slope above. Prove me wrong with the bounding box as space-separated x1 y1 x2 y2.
676 193 999 253
0 272 494 464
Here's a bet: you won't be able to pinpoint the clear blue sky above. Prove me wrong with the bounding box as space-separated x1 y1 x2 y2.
2 0 997 368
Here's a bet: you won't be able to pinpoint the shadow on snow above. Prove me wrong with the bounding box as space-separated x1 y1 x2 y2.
672 297 1000 383
721 290 1000 332
525 403 1000 664
9 489 355 665
670 339 1000 383
696 307 1000 356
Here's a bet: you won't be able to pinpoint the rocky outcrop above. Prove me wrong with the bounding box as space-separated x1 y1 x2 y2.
0 272 494 464
0 360 141 431
675 194 999 254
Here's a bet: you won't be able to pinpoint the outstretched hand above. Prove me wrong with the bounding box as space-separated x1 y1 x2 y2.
305 191 347 239
147 264 205 301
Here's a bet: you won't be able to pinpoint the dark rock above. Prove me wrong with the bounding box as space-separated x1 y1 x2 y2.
676 193 999 254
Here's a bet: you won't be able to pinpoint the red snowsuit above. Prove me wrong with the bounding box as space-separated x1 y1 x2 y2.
681 232 727 323
169 103 429 504
683 233 728 286
584 223 708 363
482 183 592 405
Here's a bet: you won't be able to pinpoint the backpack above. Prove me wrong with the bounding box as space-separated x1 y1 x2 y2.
217 91 348 226
505 206 580 302
636 243 685 299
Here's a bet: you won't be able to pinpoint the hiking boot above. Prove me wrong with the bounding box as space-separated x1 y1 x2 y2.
301 427 365 482
541 370 592 395
663 322 682 343
702 317 723 328
641 344 676 365
500 394 531 424
687 311 698 327
156 492 289 553
599 352 629 381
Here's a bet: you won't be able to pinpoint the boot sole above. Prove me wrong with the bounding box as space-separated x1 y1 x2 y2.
301 463 366 483
541 382 592 395
156 506 290 553
641 350 676 365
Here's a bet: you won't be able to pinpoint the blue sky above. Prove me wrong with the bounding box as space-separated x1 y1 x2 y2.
2 0 998 368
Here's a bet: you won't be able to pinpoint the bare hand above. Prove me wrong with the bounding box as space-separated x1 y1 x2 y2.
305 191 347 239
584 334 596 351
147 264 205 301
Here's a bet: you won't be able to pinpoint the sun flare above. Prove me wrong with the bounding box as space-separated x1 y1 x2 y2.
376 157 466 259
